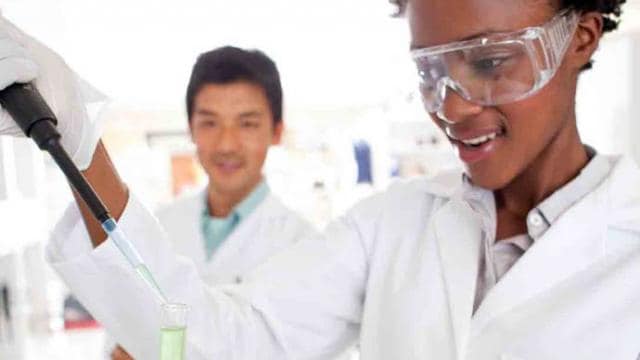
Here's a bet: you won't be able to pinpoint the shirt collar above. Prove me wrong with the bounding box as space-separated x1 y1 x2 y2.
527 151 611 239
461 148 612 241
203 180 270 221
234 180 270 220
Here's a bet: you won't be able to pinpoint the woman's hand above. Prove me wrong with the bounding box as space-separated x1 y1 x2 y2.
0 15 106 170
111 345 135 360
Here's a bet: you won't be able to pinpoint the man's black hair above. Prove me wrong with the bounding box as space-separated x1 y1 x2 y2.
186 46 283 125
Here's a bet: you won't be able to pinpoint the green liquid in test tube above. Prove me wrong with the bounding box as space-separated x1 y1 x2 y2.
160 327 186 360
160 303 189 360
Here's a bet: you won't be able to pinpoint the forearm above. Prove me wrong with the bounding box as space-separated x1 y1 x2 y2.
71 140 129 247
48 190 363 359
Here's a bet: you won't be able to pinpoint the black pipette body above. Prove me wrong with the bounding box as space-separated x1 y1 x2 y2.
0 83 170 303
0 83 111 224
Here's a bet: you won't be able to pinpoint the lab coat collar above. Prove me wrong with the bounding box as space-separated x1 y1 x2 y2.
430 155 640 350
603 157 640 232
170 189 209 265
470 155 639 337
470 188 607 336
205 194 280 268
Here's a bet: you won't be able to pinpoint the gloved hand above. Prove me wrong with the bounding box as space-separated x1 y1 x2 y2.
0 15 106 170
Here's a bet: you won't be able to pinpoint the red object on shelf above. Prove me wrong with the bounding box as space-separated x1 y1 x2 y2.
64 319 101 330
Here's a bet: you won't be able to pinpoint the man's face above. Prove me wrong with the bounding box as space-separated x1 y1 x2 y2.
190 81 282 197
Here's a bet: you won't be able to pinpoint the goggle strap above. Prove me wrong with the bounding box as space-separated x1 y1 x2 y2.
545 12 580 67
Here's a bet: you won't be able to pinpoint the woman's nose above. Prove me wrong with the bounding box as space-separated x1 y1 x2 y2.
436 86 483 125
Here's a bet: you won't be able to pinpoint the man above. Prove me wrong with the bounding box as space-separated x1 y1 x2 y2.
159 46 315 285
107 47 317 359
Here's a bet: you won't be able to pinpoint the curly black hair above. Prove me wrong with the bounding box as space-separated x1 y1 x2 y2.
389 0 627 69
390 0 626 26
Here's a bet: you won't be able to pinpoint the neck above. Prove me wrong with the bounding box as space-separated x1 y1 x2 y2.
207 178 262 218
494 120 588 220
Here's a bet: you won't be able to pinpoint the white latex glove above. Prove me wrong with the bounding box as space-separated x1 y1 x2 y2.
0 15 106 170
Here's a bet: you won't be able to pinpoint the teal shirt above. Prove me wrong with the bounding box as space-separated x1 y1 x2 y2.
201 181 269 260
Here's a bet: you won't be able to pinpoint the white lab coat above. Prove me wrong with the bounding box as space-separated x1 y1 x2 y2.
157 191 358 360
101 190 317 357
47 155 640 360
155 190 316 285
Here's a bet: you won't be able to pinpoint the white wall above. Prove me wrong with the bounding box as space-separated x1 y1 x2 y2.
576 30 640 165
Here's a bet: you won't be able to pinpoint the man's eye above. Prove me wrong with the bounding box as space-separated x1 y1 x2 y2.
241 121 258 128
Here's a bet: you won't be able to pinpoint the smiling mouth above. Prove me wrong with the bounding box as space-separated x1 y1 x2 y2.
448 128 506 149
214 161 244 172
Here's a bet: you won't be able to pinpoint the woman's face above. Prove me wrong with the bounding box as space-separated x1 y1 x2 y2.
408 0 582 190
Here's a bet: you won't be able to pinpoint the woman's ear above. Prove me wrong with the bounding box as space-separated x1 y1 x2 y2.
568 12 604 72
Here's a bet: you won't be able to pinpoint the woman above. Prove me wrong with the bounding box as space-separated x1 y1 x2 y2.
0 0 637 359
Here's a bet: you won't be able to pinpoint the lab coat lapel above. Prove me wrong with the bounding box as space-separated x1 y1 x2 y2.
471 188 607 337
605 157 640 233
206 195 271 268
188 191 208 265
164 190 208 266
432 197 483 358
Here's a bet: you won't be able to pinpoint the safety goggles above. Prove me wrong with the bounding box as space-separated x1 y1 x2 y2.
411 11 580 113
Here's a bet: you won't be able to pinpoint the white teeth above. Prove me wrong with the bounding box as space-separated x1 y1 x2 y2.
461 132 498 146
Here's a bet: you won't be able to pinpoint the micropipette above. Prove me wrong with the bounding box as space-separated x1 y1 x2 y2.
0 83 168 304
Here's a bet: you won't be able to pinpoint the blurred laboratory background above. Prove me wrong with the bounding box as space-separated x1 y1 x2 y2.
0 0 639 358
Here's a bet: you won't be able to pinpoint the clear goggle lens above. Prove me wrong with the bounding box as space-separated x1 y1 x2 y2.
416 41 540 112
412 11 579 113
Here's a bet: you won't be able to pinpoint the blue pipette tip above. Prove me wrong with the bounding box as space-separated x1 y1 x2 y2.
102 218 117 232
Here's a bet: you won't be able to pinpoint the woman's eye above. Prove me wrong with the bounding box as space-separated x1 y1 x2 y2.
472 57 508 74
468 51 519 77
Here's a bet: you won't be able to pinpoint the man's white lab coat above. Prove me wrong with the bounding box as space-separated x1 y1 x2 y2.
156 190 316 285
47 156 640 359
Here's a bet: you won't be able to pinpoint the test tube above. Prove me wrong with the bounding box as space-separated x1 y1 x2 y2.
160 303 189 360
